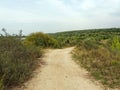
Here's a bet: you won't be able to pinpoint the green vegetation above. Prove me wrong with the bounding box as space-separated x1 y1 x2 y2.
23 32 59 48
0 30 42 90
111 36 120 51
50 28 120 47
73 39 120 88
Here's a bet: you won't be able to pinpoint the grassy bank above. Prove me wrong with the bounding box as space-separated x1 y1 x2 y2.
73 39 120 88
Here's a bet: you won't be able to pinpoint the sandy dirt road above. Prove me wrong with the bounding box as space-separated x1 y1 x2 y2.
16 47 104 90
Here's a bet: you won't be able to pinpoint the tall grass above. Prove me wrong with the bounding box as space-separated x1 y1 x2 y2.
73 39 120 88
0 31 42 90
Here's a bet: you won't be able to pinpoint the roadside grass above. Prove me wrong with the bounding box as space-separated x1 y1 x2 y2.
0 34 42 90
73 40 120 89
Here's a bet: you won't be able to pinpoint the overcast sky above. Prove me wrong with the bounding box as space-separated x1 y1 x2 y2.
0 0 120 35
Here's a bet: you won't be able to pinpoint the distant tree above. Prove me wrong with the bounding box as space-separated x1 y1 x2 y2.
1 28 8 36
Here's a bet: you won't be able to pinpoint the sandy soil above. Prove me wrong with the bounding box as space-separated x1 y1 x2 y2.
15 47 105 90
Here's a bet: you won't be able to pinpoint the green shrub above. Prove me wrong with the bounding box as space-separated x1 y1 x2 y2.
0 33 41 89
111 36 120 51
23 32 59 48
26 45 42 58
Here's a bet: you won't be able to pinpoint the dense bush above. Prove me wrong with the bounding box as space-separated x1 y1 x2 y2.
73 40 120 88
23 32 60 48
0 34 42 90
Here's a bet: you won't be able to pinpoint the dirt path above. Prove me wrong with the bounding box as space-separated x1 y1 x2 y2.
17 47 104 90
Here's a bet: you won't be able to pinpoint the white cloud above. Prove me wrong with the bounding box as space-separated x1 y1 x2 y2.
36 0 80 17
0 7 60 23
81 0 96 10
